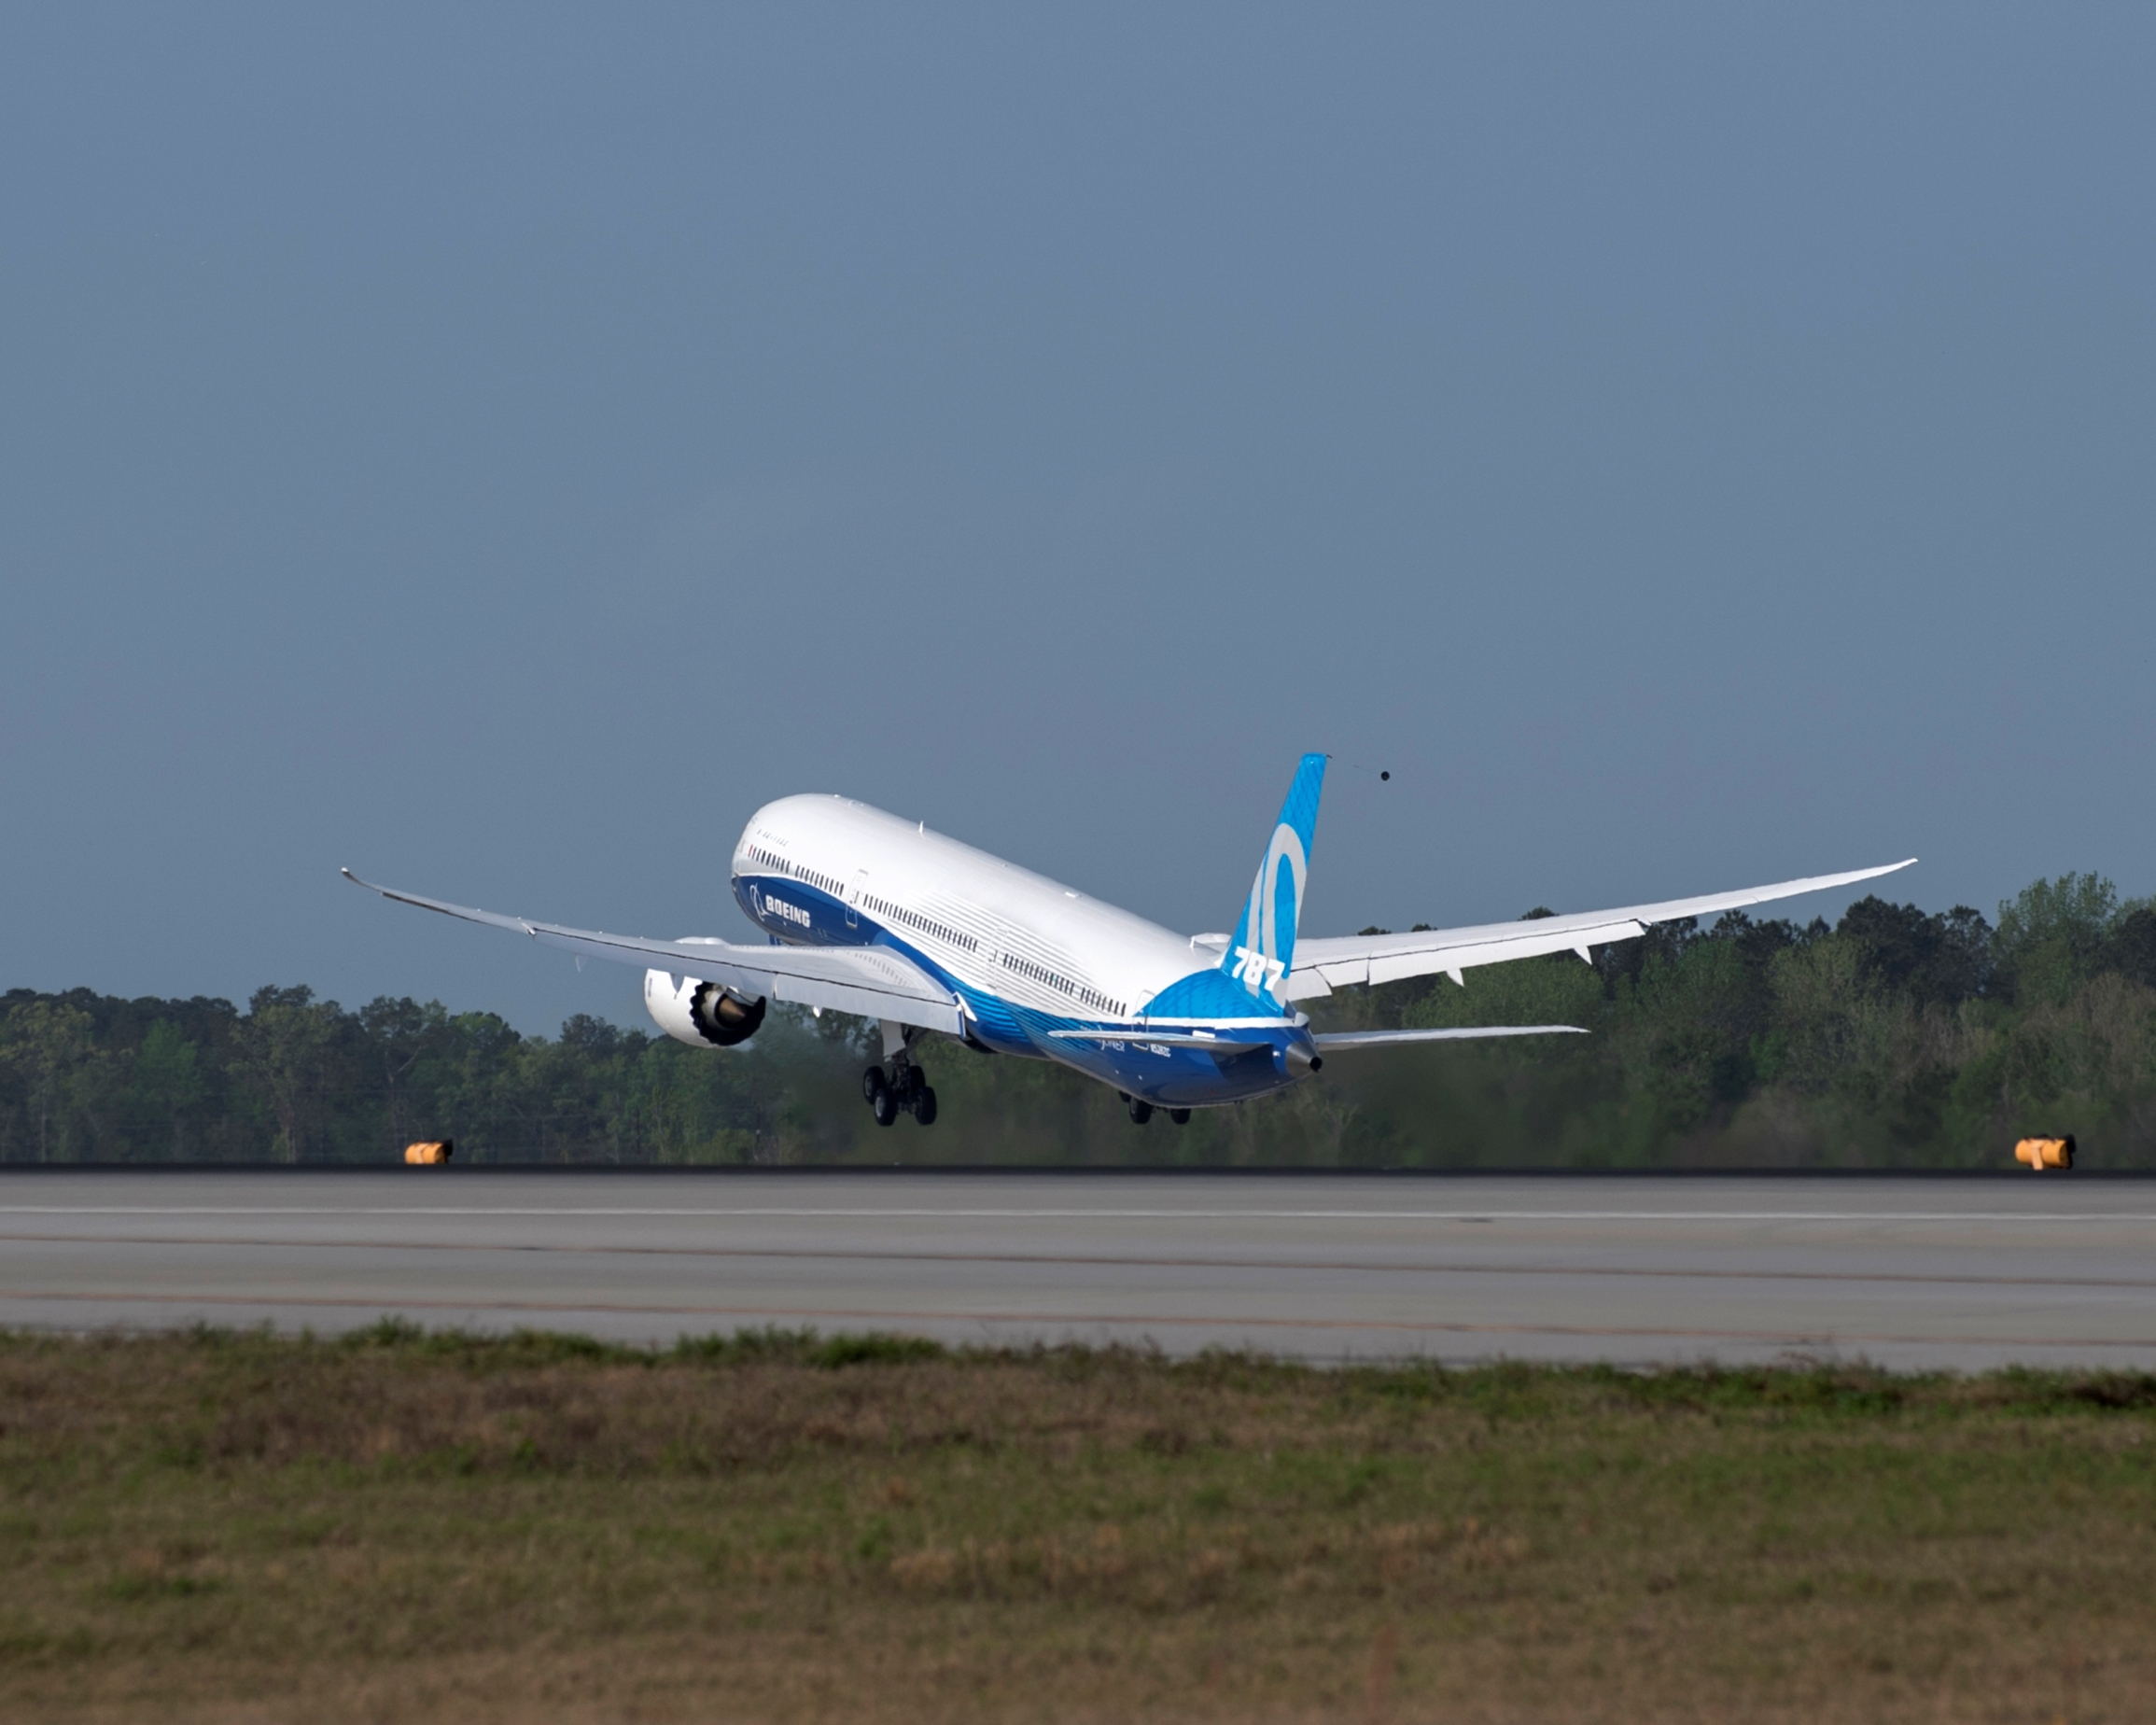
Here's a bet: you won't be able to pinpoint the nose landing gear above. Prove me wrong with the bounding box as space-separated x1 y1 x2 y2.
863 1061 937 1128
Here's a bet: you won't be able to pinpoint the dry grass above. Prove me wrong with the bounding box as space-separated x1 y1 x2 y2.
1 1323 2153 1721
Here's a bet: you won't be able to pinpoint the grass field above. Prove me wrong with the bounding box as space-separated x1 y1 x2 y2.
2 1325 2153 1722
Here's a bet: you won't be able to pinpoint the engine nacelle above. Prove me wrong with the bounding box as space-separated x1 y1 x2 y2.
644 969 767 1048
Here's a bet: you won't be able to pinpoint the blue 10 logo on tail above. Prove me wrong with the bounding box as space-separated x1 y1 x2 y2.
1222 753 1326 1012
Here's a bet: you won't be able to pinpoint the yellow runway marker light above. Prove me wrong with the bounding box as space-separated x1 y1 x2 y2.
2013 1135 2074 1171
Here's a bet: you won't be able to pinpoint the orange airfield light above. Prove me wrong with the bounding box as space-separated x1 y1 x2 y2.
2013 1135 2074 1171
404 1141 454 1166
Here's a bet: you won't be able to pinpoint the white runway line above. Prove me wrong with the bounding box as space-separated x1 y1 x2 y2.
5 1207 2154 1223
7 1232 2155 1287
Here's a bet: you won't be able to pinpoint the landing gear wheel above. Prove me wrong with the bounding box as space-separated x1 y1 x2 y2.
912 1087 938 1127
872 1087 899 1128
862 1066 889 1106
1169 1108 1191 1126
1127 1098 1154 1125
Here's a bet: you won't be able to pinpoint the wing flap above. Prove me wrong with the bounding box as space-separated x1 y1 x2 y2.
1364 918 1645 988
343 870 964 1034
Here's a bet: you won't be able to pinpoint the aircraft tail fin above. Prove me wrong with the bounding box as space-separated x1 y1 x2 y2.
1220 753 1326 1007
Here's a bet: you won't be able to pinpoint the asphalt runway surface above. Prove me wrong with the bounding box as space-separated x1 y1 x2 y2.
2 1171 2152 1369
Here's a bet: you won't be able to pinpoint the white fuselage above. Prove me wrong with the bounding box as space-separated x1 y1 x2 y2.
733 794 1204 1023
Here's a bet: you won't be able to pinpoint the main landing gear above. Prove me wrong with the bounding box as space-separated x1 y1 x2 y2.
863 1061 937 1128
1120 1094 1192 1127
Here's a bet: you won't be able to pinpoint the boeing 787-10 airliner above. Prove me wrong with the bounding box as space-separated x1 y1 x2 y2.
345 755 1912 1128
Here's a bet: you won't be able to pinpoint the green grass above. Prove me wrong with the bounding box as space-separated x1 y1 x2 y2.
1 1325 2153 1721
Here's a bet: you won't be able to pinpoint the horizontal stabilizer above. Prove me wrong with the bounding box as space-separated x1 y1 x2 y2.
1314 1025 1587 1049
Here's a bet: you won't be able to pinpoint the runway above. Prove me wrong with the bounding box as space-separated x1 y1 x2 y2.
2 1171 2152 1369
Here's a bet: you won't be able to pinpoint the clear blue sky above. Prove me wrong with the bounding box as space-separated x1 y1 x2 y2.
4 6 2150 1034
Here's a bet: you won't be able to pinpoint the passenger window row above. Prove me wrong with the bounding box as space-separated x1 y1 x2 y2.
862 893 981 955
749 847 1122 1015
745 846 844 902
1001 951 1124 1018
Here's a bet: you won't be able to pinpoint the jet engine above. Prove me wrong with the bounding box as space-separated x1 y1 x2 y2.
644 968 767 1048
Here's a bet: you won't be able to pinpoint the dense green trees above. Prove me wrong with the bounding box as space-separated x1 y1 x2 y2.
0 986 802 1166
5 874 2153 1166
1313 876 2156 1167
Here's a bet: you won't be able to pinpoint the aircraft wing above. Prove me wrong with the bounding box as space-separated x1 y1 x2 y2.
1282 858 1916 1001
342 870 964 1033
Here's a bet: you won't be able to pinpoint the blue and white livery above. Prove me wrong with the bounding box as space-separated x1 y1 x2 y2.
344 755 1913 1129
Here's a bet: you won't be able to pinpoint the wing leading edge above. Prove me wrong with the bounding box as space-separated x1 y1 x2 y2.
1284 858 1916 1000
341 870 963 1033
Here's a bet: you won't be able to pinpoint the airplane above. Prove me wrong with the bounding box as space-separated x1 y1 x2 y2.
344 753 1913 1129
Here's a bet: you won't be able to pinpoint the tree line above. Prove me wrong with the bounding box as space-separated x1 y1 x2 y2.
4 874 2153 1167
